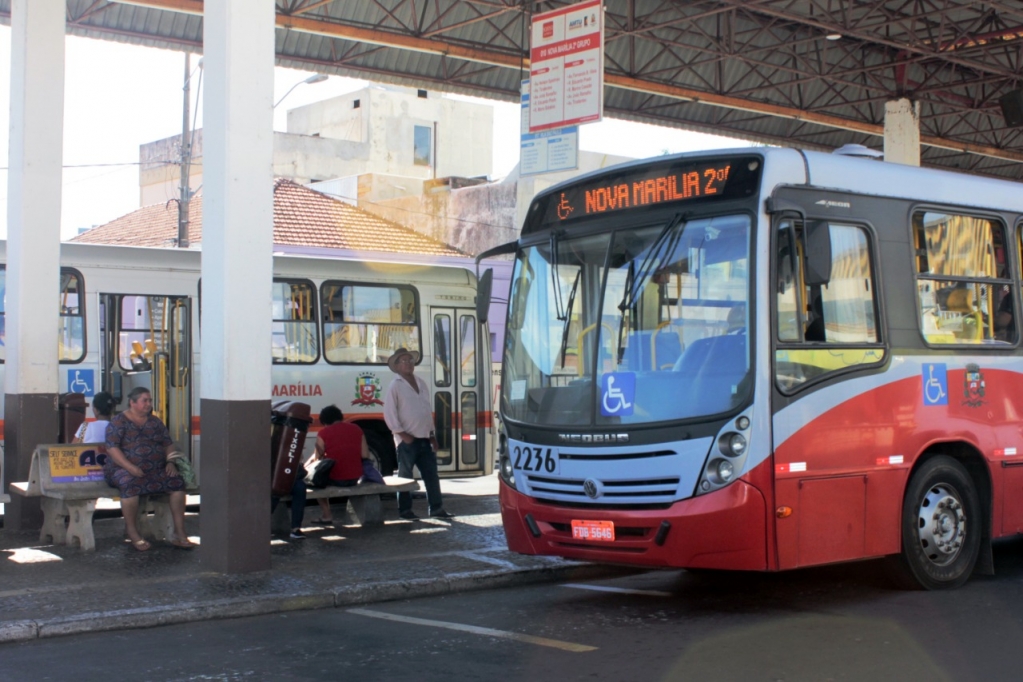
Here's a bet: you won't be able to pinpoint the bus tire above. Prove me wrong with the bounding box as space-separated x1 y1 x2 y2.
888 455 981 590
364 428 397 477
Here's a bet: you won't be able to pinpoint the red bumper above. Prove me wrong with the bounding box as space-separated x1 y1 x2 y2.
499 479 768 570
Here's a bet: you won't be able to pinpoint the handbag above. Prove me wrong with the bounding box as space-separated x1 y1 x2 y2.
168 452 199 490
361 458 385 484
304 459 335 488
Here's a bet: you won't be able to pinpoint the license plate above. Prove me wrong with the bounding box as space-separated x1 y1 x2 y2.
508 440 560 475
571 519 615 542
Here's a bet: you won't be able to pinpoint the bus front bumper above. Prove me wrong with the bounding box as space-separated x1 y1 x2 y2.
499 479 768 570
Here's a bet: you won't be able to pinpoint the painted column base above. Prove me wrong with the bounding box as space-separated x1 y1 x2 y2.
3 393 58 530
199 398 271 573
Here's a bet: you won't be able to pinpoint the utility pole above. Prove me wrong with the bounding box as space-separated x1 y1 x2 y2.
178 52 192 248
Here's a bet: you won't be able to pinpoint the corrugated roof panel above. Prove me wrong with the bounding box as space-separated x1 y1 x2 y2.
6 0 1023 180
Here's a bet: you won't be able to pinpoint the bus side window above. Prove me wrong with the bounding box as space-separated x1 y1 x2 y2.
321 282 420 364
914 211 1013 346
59 269 86 363
271 279 319 364
774 221 883 392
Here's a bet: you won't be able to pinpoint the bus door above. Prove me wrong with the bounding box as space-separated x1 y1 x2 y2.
100 294 193 455
430 308 483 474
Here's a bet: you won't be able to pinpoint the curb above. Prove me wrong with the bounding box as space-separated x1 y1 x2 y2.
0 562 631 644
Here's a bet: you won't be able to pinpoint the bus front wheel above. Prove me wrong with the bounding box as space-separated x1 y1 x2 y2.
888 456 981 590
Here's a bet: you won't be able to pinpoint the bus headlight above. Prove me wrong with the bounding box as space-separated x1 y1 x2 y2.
498 433 516 489
718 432 747 457
698 410 753 495
709 458 734 484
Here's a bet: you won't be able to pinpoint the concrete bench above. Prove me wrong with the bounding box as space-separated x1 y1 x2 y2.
272 476 419 535
9 444 193 551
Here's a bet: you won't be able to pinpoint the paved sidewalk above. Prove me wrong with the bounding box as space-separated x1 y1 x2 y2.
0 474 619 644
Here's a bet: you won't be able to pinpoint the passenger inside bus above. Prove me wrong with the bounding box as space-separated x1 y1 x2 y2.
804 294 825 341
726 304 746 334
996 289 1015 342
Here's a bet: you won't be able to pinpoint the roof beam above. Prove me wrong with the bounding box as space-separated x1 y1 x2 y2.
105 0 1023 164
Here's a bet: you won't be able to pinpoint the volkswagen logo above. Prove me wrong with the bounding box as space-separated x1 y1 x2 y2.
583 478 600 499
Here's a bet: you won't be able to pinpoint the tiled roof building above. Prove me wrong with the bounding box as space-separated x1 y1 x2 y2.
71 179 467 258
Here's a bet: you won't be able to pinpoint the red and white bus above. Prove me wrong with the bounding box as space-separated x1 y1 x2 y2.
480 146 1023 589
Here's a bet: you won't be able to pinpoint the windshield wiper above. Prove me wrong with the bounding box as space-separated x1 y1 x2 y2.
614 214 686 364
550 231 567 321
558 270 581 369
619 213 686 314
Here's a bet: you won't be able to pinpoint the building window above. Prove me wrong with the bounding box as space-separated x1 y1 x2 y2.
417 89 428 98
353 99 360 109
414 125 432 167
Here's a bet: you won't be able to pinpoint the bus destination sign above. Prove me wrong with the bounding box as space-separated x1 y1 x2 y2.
528 155 762 232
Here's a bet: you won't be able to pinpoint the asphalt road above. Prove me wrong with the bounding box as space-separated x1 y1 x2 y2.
6 538 1023 681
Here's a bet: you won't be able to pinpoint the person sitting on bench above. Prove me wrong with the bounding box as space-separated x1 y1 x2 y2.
308 404 369 525
73 391 117 444
104 386 194 551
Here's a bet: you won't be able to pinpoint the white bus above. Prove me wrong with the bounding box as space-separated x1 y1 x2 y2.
0 241 492 488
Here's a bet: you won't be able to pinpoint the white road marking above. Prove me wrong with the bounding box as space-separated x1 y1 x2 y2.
561 583 672 597
348 608 597 652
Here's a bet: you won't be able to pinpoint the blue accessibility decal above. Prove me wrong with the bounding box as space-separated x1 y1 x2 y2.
922 363 947 406
600 372 635 417
67 368 95 397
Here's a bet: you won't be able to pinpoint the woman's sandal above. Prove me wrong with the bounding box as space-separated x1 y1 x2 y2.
131 539 151 552
169 538 197 550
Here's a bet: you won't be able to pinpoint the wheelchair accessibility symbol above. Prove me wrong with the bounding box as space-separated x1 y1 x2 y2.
67 369 95 397
601 372 635 417
922 363 947 406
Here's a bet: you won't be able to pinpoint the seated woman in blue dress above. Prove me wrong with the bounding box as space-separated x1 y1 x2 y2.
104 386 194 551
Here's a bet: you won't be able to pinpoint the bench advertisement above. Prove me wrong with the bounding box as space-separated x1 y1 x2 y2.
47 444 107 484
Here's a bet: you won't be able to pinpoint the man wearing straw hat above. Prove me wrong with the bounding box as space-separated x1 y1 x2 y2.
383 348 454 520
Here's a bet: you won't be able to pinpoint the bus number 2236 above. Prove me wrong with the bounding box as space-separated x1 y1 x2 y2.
511 445 560 475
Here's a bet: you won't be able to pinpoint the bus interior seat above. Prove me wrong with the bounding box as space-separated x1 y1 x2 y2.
672 334 747 411
621 330 682 371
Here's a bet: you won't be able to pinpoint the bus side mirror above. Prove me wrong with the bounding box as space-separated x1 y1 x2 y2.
804 220 832 286
476 268 493 324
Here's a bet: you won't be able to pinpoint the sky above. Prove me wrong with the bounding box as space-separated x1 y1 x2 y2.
0 27 743 241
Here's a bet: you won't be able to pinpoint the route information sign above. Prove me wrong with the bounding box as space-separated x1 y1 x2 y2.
521 79 579 176
529 0 604 133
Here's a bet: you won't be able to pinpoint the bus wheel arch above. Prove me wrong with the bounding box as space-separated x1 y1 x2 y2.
888 446 990 589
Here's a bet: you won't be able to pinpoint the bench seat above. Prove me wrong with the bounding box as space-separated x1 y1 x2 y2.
9 445 195 551
272 476 419 534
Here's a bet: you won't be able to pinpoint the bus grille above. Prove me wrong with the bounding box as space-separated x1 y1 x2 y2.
516 438 709 505
526 474 682 499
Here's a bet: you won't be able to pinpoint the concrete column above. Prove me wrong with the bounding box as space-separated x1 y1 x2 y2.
3 0 64 530
200 0 275 573
884 98 921 166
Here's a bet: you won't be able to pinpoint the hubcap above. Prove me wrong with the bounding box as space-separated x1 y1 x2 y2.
916 483 966 566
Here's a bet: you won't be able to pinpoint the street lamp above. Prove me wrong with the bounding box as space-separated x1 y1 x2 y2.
274 73 329 109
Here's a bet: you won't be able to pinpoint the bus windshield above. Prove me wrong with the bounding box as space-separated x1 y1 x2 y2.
502 213 751 426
